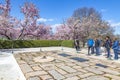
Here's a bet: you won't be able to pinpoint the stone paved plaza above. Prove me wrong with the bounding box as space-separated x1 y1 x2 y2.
14 47 120 80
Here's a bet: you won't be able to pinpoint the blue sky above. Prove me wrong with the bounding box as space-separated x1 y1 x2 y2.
1 0 120 34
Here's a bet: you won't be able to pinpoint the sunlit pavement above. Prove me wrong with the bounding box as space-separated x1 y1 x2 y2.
1 47 120 80
0 52 26 80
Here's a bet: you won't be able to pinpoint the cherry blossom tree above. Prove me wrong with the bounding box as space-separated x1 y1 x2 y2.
36 24 52 40
0 0 19 40
55 7 114 47
19 2 52 40
0 0 53 40
18 2 39 40
54 24 71 40
54 18 81 40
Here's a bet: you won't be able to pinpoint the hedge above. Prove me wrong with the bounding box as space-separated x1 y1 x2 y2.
61 40 74 48
0 40 74 49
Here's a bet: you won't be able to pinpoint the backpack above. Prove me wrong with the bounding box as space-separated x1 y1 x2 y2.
87 39 94 47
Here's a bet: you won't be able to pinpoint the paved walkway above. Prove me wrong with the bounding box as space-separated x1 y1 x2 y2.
12 47 120 80
0 52 26 80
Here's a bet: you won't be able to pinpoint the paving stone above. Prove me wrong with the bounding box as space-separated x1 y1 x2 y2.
67 59 77 62
65 72 83 77
112 79 118 80
61 58 72 63
82 75 109 80
32 66 42 71
28 61 35 65
17 60 27 64
40 64 55 71
84 67 104 75
20 63 33 73
66 62 77 66
47 79 54 80
56 63 66 67
72 65 82 69
116 67 120 70
88 63 96 66
77 68 88 73
113 62 120 67
48 70 65 80
76 63 90 67
54 59 62 63
39 75 53 80
28 77 40 80
30 63 40 67
97 67 120 75
56 68 68 75
24 58 32 63
25 71 47 79
64 76 80 80
107 64 117 68
60 66 77 73
104 74 120 80
100 61 112 65
78 73 95 78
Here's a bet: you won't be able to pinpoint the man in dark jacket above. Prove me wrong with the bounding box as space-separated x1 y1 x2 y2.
74 39 80 52
95 38 101 56
104 36 111 59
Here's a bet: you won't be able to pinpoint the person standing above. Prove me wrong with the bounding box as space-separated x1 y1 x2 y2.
95 38 101 56
74 39 80 52
87 38 94 55
112 38 119 60
104 36 111 59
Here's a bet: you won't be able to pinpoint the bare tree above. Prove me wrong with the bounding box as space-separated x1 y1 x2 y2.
72 7 114 47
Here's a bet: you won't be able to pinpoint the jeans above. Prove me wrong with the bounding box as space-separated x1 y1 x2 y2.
88 46 94 55
95 47 100 55
106 48 110 58
114 49 118 60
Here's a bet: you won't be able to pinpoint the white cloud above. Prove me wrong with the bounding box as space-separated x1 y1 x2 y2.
106 20 120 34
107 20 113 23
51 24 62 33
101 9 107 13
111 22 120 27
107 20 120 27
48 19 54 21
51 24 62 28
37 18 47 22
37 18 54 22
